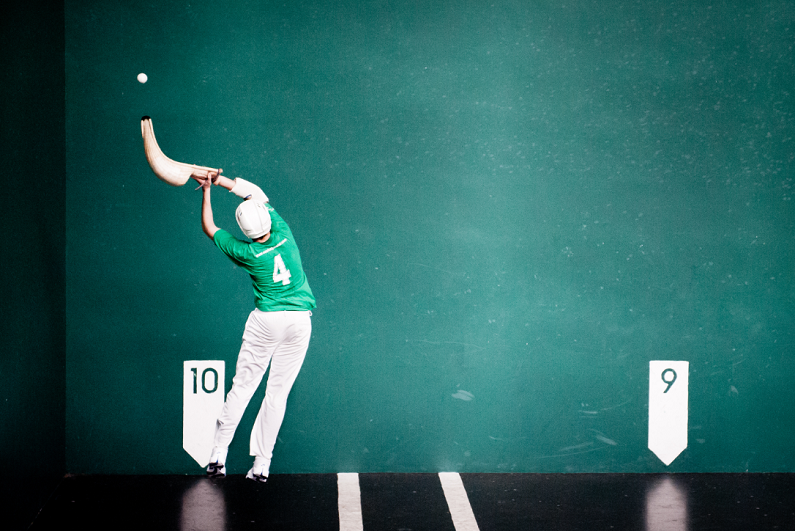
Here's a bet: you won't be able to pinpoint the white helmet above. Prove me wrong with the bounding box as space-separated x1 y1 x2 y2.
235 200 271 239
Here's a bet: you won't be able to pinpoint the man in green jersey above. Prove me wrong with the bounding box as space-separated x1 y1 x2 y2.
192 170 316 483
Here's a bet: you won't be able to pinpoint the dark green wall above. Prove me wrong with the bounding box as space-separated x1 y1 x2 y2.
66 0 794 475
1 1 66 528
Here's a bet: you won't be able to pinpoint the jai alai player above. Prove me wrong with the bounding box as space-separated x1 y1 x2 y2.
140 117 315 483
191 170 316 483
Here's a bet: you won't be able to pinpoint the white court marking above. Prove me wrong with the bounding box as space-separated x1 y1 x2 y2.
338 473 364 531
439 472 481 531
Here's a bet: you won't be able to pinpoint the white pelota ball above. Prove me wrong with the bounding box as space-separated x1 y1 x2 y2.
137 73 148 84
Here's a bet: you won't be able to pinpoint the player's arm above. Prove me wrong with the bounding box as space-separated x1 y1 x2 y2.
212 175 237 191
200 173 220 240
224 177 268 203
190 170 268 202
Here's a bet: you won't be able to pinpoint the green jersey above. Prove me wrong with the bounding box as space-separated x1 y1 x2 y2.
213 205 316 312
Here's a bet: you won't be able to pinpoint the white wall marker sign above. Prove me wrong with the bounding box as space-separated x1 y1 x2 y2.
648 360 689 466
183 360 225 467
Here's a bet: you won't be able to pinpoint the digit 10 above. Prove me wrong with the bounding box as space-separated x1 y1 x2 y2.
191 367 219 394
661 368 677 393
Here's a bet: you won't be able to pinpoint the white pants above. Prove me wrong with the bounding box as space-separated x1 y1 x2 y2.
213 309 311 461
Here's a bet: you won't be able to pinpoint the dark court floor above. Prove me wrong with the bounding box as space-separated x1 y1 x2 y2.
29 473 795 530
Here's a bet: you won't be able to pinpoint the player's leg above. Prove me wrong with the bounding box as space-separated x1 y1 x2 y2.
213 342 270 444
208 312 276 475
247 311 312 482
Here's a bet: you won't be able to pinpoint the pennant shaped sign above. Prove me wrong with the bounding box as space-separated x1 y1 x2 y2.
648 360 689 466
183 361 225 467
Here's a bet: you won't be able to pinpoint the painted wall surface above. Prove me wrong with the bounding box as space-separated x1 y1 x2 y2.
65 0 794 475
1 1 66 528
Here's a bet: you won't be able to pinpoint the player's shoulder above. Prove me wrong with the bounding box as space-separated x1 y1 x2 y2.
268 204 290 226
213 227 233 242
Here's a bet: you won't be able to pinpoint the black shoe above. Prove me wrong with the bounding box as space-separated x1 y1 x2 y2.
206 462 226 478
246 467 268 483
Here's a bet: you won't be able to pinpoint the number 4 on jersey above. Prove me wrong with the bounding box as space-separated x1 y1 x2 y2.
273 254 292 285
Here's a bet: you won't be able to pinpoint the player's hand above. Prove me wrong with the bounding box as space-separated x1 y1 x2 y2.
204 171 220 189
190 170 210 185
192 169 221 190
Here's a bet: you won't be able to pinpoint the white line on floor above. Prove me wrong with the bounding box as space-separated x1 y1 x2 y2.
338 473 364 531
439 472 480 531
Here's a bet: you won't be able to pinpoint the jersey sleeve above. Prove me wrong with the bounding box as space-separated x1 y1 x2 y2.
213 229 251 266
265 205 295 239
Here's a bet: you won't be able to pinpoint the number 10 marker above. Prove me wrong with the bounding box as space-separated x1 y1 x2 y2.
183 361 225 467
648 360 689 466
